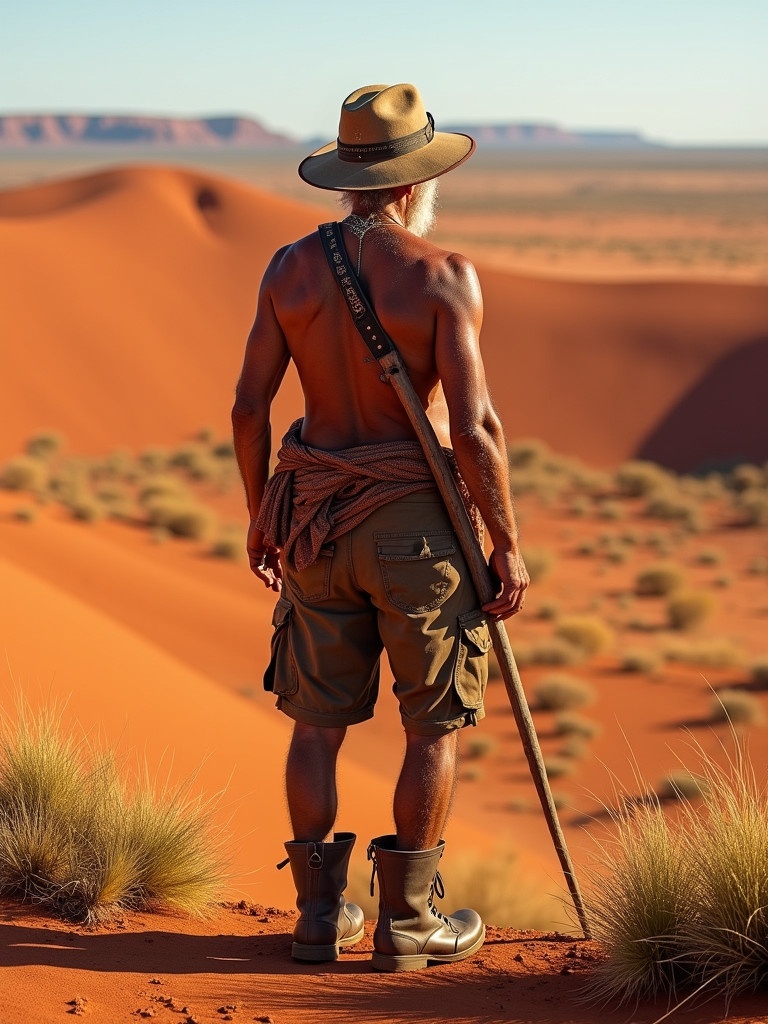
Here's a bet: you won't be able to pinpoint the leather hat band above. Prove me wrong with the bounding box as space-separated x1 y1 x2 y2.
337 113 435 163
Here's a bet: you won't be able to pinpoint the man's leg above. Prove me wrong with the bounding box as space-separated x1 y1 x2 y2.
285 721 346 841
393 730 459 850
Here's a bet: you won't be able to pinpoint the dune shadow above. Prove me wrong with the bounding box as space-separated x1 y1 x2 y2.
637 335 768 472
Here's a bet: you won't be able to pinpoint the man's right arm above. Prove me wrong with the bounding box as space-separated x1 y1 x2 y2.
433 253 529 619
232 249 291 590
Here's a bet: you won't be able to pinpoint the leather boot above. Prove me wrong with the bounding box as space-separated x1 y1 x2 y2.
367 834 485 972
283 831 365 961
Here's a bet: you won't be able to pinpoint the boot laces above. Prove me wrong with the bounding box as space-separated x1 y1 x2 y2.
429 871 458 933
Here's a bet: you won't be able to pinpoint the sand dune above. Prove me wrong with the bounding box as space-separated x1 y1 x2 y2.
1 164 766 469
0 551 501 910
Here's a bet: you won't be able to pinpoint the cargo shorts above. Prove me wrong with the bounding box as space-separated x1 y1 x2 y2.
263 490 491 736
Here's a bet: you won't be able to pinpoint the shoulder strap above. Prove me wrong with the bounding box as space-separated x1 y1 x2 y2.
318 222 396 360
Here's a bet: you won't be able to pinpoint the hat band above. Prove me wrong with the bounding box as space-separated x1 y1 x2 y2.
337 113 435 163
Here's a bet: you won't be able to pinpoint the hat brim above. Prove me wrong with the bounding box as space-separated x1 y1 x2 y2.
298 131 475 191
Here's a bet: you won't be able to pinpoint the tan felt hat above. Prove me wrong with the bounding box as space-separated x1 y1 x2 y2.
298 83 475 191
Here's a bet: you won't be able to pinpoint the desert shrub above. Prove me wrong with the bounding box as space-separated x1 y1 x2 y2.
507 438 550 468
513 637 583 668
534 674 595 711
174 449 219 483
645 492 707 532
710 690 764 727
137 474 190 506
67 497 106 523
735 490 768 527
615 460 673 498
209 531 243 560
666 589 715 631
597 500 624 521
620 648 663 675
567 497 590 517
25 431 64 459
751 658 768 690
543 756 573 779
212 440 236 460
576 539 597 556
522 546 555 583
728 464 765 493
13 506 37 524
464 735 496 760
695 547 724 566
554 712 601 740
747 556 768 575
0 706 225 921
606 545 628 564
585 746 768 1007
713 573 733 588
138 448 171 473
554 615 614 657
658 771 709 801
535 599 560 621
0 456 48 494
145 498 216 540
558 737 588 760
663 637 742 669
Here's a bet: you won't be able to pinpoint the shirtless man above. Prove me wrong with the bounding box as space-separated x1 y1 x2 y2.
232 83 529 972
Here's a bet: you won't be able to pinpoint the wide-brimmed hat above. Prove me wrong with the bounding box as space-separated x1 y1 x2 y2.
298 83 475 192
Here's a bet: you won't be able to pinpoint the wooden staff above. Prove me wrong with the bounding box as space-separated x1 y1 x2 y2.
319 222 592 939
378 350 592 940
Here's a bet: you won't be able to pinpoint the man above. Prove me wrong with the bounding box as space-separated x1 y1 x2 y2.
232 83 529 972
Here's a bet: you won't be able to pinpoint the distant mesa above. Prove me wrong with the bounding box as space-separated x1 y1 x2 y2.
0 112 661 150
0 113 298 149
443 122 662 149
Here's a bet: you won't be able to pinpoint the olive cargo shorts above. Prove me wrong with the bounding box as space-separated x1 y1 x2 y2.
264 490 491 736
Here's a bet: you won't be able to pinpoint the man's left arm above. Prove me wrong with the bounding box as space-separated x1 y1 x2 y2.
232 252 291 590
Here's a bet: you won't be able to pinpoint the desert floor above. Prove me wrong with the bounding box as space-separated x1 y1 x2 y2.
1 150 767 1023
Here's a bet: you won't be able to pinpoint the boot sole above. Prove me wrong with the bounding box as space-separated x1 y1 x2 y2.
292 924 366 962
371 925 486 972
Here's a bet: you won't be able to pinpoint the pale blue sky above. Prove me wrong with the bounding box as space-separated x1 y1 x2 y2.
3 0 766 144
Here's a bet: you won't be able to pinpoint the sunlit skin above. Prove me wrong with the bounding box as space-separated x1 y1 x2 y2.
232 185 529 621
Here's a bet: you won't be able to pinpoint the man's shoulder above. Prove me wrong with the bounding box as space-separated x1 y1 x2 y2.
263 230 324 281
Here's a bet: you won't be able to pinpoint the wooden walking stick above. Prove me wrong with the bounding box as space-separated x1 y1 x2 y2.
320 222 592 940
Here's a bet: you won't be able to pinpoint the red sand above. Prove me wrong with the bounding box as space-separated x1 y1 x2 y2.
1 165 767 1023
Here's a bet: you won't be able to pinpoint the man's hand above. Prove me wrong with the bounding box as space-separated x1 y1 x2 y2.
483 548 530 620
247 522 283 592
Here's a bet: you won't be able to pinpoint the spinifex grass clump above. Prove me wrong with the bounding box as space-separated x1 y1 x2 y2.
585 742 768 1012
0 706 226 921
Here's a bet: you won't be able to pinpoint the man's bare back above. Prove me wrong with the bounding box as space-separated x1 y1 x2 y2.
254 215 484 452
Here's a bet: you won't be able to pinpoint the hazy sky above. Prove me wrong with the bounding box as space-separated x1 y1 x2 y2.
3 0 766 145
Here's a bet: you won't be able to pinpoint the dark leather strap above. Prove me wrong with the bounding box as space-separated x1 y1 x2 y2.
318 221 396 360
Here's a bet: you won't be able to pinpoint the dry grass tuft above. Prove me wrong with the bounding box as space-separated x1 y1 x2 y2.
554 615 614 658
635 563 685 597
0 704 226 921
584 742 768 1011
666 589 715 631
534 674 595 711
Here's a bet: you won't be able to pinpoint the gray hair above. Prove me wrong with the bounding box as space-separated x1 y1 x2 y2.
338 188 402 215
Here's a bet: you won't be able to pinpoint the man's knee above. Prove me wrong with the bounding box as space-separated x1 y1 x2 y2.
291 721 347 755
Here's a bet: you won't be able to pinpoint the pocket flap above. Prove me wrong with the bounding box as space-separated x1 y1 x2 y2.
460 612 491 653
271 596 293 629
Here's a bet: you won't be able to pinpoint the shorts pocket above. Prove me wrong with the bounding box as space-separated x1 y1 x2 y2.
453 610 491 709
263 597 298 695
376 531 459 613
288 543 335 602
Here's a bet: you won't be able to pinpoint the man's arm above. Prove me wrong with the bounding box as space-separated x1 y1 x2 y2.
232 250 291 591
433 254 529 619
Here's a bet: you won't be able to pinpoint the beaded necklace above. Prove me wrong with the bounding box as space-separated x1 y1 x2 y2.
343 213 402 273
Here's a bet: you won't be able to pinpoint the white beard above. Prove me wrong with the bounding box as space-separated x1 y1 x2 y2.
404 179 439 237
